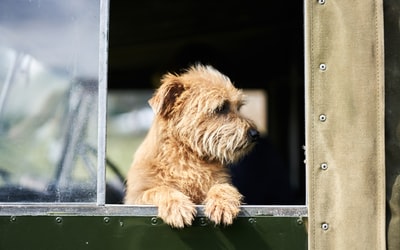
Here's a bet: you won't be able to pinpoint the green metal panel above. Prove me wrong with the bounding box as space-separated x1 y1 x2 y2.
0 216 307 250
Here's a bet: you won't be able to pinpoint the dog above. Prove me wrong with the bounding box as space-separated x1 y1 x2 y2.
124 64 259 228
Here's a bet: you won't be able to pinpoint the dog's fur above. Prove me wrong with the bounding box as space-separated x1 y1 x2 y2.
124 64 259 228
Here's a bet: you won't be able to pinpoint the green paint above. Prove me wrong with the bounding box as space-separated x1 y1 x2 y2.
0 216 307 250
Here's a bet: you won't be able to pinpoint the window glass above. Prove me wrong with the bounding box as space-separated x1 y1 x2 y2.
0 0 101 202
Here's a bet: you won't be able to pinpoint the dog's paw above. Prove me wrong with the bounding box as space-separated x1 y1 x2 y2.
204 183 242 226
157 192 197 228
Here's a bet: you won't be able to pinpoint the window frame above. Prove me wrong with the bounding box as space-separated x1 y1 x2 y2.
0 0 307 219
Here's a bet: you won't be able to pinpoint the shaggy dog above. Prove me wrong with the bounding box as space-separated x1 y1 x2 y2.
125 64 259 228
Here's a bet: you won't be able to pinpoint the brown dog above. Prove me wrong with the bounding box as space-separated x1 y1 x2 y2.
124 64 259 228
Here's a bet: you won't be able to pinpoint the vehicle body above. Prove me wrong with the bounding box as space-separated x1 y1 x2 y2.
0 0 398 249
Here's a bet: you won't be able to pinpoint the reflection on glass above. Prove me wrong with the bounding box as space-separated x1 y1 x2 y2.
0 0 101 202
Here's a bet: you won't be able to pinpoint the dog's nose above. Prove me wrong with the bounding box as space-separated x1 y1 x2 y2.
247 128 259 142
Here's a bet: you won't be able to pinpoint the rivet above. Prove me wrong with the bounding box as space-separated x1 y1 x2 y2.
103 217 110 224
320 163 328 170
319 63 327 71
248 218 256 224
297 218 304 225
199 217 208 226
321 223 329 230
55 217 63 223
151 217 158 225
318 0 326 5
319 114 327 122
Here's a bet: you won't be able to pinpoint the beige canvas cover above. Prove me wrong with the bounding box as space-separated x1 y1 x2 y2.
304 0 386 249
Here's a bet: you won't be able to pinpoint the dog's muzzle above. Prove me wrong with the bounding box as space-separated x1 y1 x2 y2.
247 128 260 143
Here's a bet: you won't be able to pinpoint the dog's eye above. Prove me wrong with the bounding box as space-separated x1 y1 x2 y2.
237 100 246 112
215 101 230 114
237 103 244 112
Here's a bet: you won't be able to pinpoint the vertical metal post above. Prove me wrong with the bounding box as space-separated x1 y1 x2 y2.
97 0 110 206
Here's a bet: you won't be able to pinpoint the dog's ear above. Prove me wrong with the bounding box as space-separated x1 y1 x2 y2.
149 74 185 118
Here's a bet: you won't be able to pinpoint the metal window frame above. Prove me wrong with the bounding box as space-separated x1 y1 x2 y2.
96 0 110 207
0 204 307 217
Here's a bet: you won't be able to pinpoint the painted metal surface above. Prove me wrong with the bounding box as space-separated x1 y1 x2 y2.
0 215 307 250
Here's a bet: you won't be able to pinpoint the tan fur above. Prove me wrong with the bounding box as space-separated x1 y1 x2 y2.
124 64 259 228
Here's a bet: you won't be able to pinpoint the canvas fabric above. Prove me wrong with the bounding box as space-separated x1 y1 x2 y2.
304 0 386 249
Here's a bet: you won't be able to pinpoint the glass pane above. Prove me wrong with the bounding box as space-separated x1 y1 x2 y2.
0 0 101 202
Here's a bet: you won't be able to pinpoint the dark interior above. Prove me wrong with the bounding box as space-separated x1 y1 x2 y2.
107 1 305 205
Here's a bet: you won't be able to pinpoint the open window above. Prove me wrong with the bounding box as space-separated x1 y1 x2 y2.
107 1 306 207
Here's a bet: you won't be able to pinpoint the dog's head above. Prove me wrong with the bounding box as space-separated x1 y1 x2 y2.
149 64 259 164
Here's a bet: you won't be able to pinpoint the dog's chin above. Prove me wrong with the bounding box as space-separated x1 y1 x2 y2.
217 143 256 165
200 151 247 165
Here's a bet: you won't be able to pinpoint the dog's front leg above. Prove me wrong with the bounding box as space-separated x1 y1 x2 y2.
140 186 197 228
204 183 243 226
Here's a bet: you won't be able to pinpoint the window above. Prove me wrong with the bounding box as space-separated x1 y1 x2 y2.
0 0 306 218
0 1 307 249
